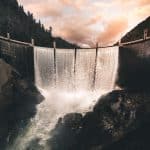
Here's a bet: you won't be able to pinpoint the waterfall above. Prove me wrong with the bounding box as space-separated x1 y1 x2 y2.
34 47 118 91
8 46 119 150
95 47 119 90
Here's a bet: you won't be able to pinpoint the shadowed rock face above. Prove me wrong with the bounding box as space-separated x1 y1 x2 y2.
0 59 44 149
117 40 150 90
104 123 150 150
46 90 150 150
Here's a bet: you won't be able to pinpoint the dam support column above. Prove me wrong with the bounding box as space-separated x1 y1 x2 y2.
74 48 77 74
93 43 99 89
144 29 148 40
53 41 57 85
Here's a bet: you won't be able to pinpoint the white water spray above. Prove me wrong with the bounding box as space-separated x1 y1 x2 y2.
9 46 119 150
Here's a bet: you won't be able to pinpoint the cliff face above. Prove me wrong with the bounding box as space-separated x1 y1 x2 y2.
115 15 150 90
0 59 44 149
45 90 150 150
0 59 12 92
117 40 150 90
0 0 77 48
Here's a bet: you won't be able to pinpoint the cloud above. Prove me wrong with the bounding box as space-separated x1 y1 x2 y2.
18 0 41 5
52 15 100 46
137 6 150 16
138 0 150 6
26 3 62 18
97 17 128 45
85 16 101 26
19 0 150 47
52 15 128 47
59 0 87 9
19 0 63 18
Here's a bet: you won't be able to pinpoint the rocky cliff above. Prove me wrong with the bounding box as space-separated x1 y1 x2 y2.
0 59 44 149
0 0 78 48
46 90 150 150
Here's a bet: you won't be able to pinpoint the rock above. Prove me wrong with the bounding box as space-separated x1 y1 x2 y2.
47 113 83 150
117 46 150 90
0 59 12 93
26 138 44 150
0 59 44 149
47 90 150 150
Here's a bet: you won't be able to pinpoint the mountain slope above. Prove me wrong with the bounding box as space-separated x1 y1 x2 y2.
121 16 150 43
0 0 77 48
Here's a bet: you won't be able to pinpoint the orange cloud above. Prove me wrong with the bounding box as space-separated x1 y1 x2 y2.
132 4 150 21
25 3 62 18
59 0 87 9
59 0 71 5
19 0 150 47
53 16 128 47
97 17 128 45
53 15 99 46
138 0 150 6
85 16 101 26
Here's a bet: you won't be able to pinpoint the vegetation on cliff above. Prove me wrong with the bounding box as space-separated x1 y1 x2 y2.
121 16 150 43
0 0 77 48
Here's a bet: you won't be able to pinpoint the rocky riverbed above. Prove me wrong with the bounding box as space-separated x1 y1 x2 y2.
47 90 150 150
1 58 150 150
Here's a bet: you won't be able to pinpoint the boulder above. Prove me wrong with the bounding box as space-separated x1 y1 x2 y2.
47 90 150 150
0 59 44 149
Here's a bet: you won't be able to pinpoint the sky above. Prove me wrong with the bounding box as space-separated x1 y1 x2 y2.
18 0 150 47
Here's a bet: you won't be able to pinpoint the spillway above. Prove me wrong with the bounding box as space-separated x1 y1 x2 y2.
8 46 119 150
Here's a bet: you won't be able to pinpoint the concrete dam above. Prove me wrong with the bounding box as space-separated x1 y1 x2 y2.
0 33 150 149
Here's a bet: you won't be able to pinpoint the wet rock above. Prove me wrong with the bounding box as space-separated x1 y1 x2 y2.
48 113 83 150
47 90 150 150
26 138 44 150
117 46 150 90
0 59 44 149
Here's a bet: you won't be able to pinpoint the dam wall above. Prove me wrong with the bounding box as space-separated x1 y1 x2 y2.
0 33 150 90
117 38 150 90
0 35 34 81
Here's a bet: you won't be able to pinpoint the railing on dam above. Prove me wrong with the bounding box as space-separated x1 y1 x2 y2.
117 29 150 90
0 34 117 84
0 28 150 84
0 35 34 81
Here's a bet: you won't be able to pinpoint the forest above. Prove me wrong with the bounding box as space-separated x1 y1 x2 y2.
0 0 77 48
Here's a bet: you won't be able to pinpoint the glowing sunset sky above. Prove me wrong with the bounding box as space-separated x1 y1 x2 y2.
18 0 150 46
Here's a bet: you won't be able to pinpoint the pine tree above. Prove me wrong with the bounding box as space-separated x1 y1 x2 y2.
0 0 78 48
